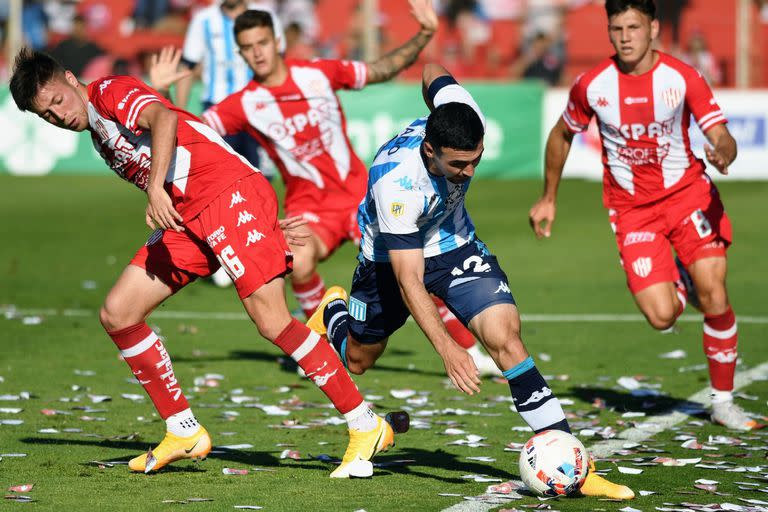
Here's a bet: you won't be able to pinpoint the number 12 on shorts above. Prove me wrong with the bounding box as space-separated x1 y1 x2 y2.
217 245 245 279
690 209 712 238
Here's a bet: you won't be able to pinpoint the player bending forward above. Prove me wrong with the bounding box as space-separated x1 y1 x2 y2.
10 48 400 478
306 62 635 500
529 0 760 430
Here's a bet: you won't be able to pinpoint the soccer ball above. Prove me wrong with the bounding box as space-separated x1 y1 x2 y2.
518 430 589 496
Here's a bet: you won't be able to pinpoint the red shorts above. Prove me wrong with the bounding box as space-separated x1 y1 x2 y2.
609 175 731 294
285 204 360 256
131 173 293 299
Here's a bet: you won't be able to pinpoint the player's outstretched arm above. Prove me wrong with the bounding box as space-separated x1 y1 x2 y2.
529 117 575 239
389 248 481 395
137 102 185 232
365 0 438 84
703 124 737 175
421 63 452 111
148 46 194 101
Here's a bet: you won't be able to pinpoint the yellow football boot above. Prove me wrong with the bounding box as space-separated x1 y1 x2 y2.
306 286 349 336
129 426 211 473
330 416 394 478
579 458 635 500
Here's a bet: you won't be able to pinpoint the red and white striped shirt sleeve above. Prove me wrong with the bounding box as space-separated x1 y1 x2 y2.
201 93 247 137
562 73 594 133
685 69 727 133
313 59 368 91
92 77 163 135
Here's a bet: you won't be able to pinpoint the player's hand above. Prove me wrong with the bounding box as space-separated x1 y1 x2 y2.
149 46 192 91
408 0 439 35
279 215 311 246
440 343 481 395
529 197 556 239
146 186 184 232
704 143 729 175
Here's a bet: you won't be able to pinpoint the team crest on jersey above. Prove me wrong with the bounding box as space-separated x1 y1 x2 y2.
632 257 653 278
349 297 367 322
390 202 406 217
662 88 683 109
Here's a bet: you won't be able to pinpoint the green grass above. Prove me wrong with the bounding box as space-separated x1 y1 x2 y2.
0 176 766 511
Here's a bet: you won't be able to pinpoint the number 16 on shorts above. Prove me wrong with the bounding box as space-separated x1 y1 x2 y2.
217 245 245 279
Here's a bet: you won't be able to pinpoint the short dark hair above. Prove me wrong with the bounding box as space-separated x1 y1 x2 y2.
425 102 484 152
605 0 656 19
234 9 274 37
9 47 66 112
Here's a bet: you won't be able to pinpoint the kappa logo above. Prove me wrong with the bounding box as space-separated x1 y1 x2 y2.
311 369 338 387
245 229 265 246
390 202 405 217
632 257 653 278
596 97 609 108
706 350 738 364
229 191 246 208
518 386 553 407
394 176 414 190
236 210 256 226
98 79 113 94
495 281 511 294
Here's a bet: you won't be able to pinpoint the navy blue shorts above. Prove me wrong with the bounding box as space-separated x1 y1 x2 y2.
347 238 515 344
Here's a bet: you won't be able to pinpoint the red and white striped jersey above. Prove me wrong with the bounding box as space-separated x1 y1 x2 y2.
562 52 727 208
87 76 254 219
202 59 369 212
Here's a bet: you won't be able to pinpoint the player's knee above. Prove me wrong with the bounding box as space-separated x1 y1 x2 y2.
345 352 371 375
697 287 728 315
99 298 137 332
646 309 677 331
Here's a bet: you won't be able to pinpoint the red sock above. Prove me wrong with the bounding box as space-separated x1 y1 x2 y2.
433 296 475 349
274 319 362 414
292 272 326 318
108 323 189 419
703 306 738 391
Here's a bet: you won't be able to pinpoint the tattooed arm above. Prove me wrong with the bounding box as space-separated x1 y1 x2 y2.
365 0 438 84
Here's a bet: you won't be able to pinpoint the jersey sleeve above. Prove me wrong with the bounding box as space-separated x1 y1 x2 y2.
201 93 247 136
562 73 594 133
373 181 424 250
91 76 163 135
427 75 487 129
311 59 368 91
685 69 727 133
181 12 205 67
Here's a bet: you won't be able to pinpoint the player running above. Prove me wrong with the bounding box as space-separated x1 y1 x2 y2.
528 0 759 430
9 48 401 478
149 2 500 376
306 62 635 500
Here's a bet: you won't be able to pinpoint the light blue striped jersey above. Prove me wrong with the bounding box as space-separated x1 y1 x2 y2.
358 83 486 262
182 4 284 105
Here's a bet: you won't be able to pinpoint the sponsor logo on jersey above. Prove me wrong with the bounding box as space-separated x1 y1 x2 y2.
118 88 140 110
390 202 405 217
245 229 265 246
617 143 671 166
236 210 256 227
662 88 683 109
624 96 649 105
605 117 675 140
495 281 511 294
632 257 653 278
266 103 332 140
349 297 367 322
206 226 226 248
623 231 656 246
229 191 246 208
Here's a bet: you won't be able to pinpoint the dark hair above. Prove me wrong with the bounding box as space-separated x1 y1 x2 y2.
234 9 274 37
9 47 66 112
605 0 656 19
425 102 484 152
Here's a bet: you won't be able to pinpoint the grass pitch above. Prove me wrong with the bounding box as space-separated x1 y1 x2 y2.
0 176 766 511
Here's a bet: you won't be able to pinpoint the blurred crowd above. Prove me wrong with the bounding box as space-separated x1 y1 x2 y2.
1 0 766 86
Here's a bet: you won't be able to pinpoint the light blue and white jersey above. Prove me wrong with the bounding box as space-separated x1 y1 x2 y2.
182 4 285 105
358 80 486 262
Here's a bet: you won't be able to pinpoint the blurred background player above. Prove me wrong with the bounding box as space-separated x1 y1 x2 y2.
149 0 500 376
175 1 285 288
306 62 634 500
529 0 759 431
10 47 398 477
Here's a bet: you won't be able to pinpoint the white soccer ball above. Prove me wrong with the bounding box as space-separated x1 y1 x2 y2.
518 430 590 496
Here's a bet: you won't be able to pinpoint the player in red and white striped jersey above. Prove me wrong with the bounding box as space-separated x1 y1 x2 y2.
529 0 759 431
10 48 402 476
149 2 502 378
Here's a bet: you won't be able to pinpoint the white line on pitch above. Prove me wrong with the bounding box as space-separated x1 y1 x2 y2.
2 306 767 324
441 361 768 512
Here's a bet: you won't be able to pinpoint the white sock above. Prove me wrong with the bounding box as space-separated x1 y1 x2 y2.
344 402 378 432
711 388 733 405
166 408 200 437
